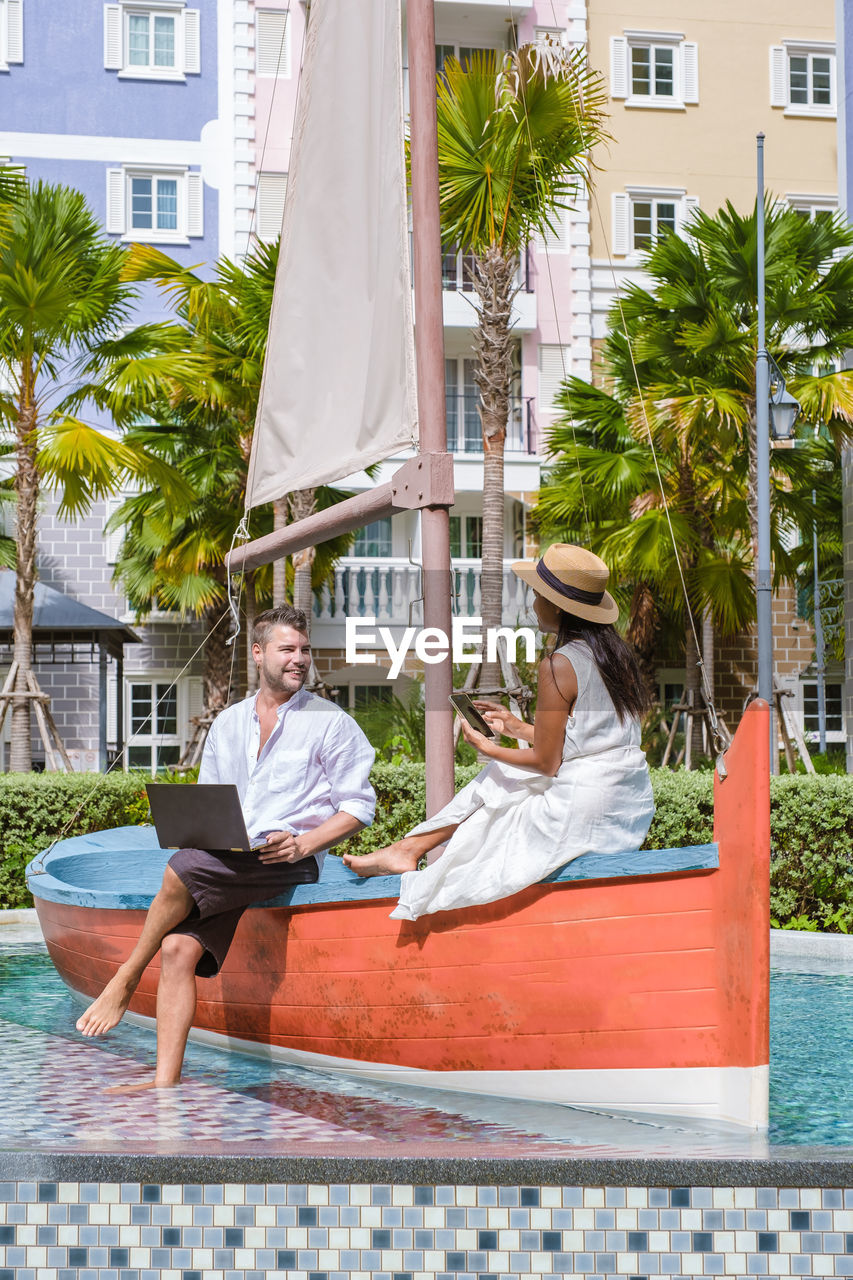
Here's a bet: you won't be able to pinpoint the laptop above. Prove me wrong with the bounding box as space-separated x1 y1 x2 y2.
146 783 263 852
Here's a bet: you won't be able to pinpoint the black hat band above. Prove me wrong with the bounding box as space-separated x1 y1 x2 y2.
536 559 605 606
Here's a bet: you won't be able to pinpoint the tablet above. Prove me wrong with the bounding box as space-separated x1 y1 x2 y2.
449 692 497 738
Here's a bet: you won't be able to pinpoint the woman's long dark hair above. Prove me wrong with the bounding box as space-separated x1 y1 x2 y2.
549 610 651 724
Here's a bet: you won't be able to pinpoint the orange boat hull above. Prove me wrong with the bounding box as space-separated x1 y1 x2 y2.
32 702 770 1125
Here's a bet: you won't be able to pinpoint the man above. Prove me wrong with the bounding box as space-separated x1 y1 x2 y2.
76 604 375 1088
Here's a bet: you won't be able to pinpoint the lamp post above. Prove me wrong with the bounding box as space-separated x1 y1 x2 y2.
755 134 801 772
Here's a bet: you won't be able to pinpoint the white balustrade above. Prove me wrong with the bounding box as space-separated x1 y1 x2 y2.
314 558 533 629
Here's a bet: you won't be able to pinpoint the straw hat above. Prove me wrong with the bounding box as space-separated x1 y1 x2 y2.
511 543 618 624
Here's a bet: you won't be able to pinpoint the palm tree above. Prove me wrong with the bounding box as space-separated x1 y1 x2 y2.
101 242 354 710
536 201 853 744
435 40 607 687
0 180 146 769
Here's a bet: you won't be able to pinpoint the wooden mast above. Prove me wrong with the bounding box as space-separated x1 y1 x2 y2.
406 0 454 818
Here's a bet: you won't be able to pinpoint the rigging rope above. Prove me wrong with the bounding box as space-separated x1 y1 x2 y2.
27 608 234 874
521 0 729 761
505 6 591 544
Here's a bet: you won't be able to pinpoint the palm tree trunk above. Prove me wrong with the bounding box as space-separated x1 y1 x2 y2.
244 572 258 695
626 581 660 700
290 489 316 628
472 245 518 689
203 602 231 717
684 614 704 763
272 497 288 605
11 366 38 772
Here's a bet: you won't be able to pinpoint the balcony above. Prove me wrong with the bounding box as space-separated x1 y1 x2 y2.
412 239 537 330
446 392 535 454
311 558 534 650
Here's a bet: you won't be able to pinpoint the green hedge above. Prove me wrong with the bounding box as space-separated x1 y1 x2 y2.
3 767 853 931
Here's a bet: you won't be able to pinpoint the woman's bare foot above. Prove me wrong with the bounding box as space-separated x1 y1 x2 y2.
105 1079 180 1096
342 839 423 877
76 972 136 1037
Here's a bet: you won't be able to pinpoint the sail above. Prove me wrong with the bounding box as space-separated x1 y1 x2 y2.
245 0 418 508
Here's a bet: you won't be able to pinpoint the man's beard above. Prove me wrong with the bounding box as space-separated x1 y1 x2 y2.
261 657 307 695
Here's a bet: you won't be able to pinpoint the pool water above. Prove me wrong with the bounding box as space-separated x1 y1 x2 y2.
1 942 850 1153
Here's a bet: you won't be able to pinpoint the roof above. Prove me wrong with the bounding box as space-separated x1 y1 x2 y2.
0 571 140 659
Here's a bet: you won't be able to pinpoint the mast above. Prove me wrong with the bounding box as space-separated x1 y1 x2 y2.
407 0 454 818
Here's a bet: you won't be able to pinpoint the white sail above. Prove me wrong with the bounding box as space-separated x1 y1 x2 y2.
246 0 418 508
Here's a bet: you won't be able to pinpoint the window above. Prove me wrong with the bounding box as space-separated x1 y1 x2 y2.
132 174 177 231
352 684 393 710
442 243 476 292
256 9 290 78
126 680 181 772
631 197 676 249
128 10 175 68
0 0 24 69
103 4 200 79
436 43 494 74
352 518 392 558
770 42 836 116
803 682 844 740
612 189 699 257
631 43 673 97
449 515 483 559
610 32 698 108
106 167 203 241
445 357 480 452
788 195 836 225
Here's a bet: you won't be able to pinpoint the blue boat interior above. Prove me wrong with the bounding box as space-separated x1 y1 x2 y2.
26 826 719 911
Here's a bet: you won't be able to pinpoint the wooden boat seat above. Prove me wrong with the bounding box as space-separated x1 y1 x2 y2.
30 825 718 912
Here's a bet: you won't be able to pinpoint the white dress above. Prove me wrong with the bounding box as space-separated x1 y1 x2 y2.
390 640 655 921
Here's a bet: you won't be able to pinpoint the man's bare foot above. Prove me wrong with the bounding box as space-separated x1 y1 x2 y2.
342 840 422 877
105 1079 180 1096
76 972 135 1037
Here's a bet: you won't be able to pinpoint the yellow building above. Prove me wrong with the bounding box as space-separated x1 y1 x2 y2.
586 0 836 323
582 0 840 742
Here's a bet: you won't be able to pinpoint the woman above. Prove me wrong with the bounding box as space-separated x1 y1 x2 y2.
343 544 654 920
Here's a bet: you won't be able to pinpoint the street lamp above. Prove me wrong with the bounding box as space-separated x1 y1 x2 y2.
768 357 801 441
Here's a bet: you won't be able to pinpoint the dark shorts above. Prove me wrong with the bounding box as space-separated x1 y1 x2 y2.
166 847 320 978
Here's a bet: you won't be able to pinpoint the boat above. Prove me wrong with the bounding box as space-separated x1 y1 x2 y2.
27 697 770 1128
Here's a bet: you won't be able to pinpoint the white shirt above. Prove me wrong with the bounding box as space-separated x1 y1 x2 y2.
198 689 375 865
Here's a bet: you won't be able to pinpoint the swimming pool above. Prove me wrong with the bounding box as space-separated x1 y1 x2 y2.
1 939 851 1153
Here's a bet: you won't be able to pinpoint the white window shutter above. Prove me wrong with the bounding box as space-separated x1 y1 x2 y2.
770 46 787 106
103 4 122 69
181 676 204 749
186 171 203 236
183 8 200 74
106 169 125 235
103 496 126 564
610 35 628 99
612 192 630 255
6 0 23 63
256 171 288 241
682 41 699 103
256 9 289 77
537 206 570 254
682 195 700 236
538 344 570 411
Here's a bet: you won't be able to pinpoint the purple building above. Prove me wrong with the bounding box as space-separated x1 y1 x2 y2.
0 0 238 769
